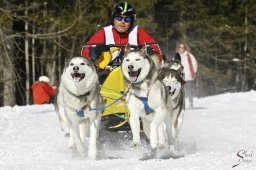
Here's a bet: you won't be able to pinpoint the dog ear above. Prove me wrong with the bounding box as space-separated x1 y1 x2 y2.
64 57 71 69
178 65 184 75
174 52 181 61
179 65 184 72
141 43 147 54
158 68 167 80
125 44 131 52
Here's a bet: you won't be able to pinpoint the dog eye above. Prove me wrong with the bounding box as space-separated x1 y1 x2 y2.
126 59 130 62
136 59 141 61
70 63 74 66
163 78 168 84
81 63 85 65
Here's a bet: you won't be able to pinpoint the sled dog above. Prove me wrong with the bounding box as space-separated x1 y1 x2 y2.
55 57 104 160
159 55 185 141
121 44 175 154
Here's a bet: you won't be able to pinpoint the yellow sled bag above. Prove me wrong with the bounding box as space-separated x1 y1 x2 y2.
100 66 129 128
95 47 119 69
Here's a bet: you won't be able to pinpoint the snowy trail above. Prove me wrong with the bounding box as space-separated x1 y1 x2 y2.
0 91 256 170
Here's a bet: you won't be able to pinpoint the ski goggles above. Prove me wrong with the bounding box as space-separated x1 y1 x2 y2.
115 15 132 23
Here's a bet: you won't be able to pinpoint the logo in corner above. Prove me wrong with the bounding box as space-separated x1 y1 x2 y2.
232 150 253 168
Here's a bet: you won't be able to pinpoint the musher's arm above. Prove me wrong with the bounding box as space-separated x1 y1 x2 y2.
81 29 119 69
137 27 162 61
81 29 105 60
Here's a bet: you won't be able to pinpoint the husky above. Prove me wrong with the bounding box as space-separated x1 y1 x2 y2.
121 44 175 157
159 54 185 143
55 57 104 160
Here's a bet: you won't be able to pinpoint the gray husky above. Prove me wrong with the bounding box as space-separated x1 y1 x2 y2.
159 57 185 142
121 44 176 156
55 57 104 160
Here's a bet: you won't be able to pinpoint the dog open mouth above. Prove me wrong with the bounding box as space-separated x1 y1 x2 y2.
128 68 141 82
71 72 85 82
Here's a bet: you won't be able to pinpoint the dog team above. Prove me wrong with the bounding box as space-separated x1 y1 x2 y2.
54 2 197 160
55 44 186 160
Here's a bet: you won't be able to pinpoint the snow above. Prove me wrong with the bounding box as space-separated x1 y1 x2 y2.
0 91 256 170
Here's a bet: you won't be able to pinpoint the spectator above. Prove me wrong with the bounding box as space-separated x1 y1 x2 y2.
31 76 56 104
176 41 198 108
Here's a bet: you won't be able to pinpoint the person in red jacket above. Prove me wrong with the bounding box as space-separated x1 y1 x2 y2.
31 76 56 105
81 2 162 71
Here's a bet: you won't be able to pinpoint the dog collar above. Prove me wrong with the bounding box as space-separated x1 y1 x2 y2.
67 89 90 101
77 91 90 101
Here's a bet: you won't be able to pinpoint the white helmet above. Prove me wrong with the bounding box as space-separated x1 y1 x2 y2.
39 76 50 83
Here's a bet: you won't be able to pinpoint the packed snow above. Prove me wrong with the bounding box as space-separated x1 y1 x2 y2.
0 91 255 170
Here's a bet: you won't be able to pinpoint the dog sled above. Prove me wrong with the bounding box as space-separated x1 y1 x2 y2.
81 43 159 131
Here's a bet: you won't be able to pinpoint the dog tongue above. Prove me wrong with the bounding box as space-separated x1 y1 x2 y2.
130 76 137 82
74 77 80 81
129 71 138 82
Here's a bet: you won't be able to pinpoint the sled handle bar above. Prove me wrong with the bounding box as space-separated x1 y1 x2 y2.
81 43 159 54
82 43 159 48
80 43 161 58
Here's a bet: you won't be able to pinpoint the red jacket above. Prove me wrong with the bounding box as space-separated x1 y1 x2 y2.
82 26 162 60
31 82 55 104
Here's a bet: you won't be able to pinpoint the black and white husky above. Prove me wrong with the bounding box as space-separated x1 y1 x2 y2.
121 44 176 156
55 57 104 160
159 55 185 143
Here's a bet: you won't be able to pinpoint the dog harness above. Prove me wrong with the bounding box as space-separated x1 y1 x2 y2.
72 91 90 117
138 97 154 114
77 102 89 117
131 81 155 115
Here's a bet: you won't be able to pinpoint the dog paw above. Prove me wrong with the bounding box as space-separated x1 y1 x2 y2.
65 133 70 138
68 140 74 148
68 144 74 149
88 149 97 160
88 153 96 160
139 148 157 161
150 141 157 149
158 143 165 149
131 142 140 148
169 145 175 152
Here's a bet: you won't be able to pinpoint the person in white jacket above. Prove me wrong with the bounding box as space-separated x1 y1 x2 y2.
176 42 198 108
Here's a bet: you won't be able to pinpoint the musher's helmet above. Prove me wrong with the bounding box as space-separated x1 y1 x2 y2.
111 2 136 30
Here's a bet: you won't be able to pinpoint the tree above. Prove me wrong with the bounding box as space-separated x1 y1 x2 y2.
154 0 256 95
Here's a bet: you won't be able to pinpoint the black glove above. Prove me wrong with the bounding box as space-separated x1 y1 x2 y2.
89 44 110 63
95 44 110 53
146 46 154 56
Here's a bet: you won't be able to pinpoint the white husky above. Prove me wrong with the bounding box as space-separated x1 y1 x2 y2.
159 57 185 142
121 44 175 156
55 57 104 160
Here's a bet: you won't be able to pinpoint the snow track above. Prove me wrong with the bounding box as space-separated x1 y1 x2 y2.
0 92 256 169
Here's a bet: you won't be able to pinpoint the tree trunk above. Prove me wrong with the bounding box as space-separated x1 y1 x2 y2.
0 26 16 106
25 3 30 104
3 62 16 106
32 20 35 83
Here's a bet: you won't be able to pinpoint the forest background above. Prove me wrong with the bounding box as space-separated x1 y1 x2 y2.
0 0 255 106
